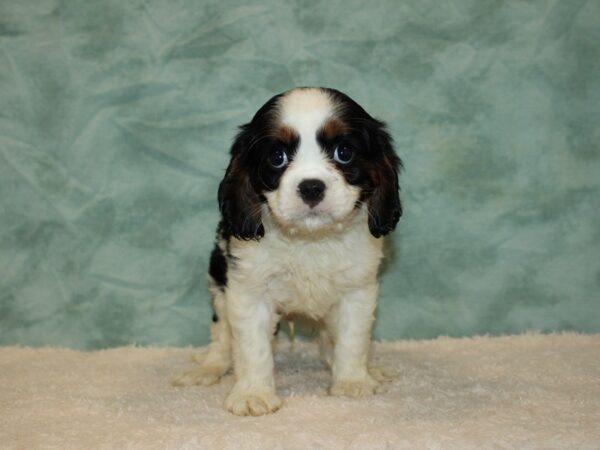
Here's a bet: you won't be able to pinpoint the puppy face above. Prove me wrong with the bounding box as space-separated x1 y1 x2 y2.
264 89 364 232
218 87 402 239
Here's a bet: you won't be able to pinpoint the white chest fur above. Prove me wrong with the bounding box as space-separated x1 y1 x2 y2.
226 208 384 319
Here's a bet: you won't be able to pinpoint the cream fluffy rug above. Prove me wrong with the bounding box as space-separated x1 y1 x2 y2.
1 334 599 449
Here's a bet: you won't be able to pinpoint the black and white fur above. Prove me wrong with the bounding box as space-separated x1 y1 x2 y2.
174 87 402 416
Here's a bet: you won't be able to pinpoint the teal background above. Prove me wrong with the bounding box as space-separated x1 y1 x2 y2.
1 0 599 349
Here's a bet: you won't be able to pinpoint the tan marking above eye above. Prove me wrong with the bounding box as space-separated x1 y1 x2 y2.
319 119 348 141
271 126 299 144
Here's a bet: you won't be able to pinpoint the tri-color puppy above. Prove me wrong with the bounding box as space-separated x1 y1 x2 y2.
174 87 402 416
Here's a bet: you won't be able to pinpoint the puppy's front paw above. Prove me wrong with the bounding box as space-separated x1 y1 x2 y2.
172 366 224 387
329 375 386 397
225 388 282 416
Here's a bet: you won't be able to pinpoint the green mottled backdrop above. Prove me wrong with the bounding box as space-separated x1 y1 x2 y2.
1 0 599 349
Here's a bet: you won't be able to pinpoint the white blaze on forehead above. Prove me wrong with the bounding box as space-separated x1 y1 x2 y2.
278 88 334 137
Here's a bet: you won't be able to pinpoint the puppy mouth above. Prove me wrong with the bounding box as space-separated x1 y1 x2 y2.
306 209 325 217
265 189 356 232
294 204 334 220
283 206 344 232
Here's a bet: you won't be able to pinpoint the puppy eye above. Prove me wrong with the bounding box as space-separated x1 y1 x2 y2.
333 145 354 164
268 148 289 169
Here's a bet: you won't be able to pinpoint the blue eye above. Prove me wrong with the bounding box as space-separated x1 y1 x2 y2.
333 145 354 164
268 148 288 168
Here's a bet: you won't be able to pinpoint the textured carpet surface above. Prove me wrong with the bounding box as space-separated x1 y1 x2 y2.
1 333 599 449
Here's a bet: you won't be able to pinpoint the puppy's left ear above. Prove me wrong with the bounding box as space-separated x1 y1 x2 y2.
218 126 265 240
367 125 403 238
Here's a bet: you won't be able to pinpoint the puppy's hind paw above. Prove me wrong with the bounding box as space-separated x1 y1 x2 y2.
172 366 224 387
190 350 208 364
369 366 397 383
225 389 282 416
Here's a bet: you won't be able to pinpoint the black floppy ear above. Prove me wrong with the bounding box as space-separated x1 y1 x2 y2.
367 125 402 238
218 127 264 240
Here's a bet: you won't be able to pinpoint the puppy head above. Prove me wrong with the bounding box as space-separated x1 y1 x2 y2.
218 87 402 240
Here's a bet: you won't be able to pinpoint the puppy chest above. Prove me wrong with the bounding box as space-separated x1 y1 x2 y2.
265 241 381 317
266 266 345 318
228 227 383 317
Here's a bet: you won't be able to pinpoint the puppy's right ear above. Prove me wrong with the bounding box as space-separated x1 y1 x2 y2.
218 126 265 240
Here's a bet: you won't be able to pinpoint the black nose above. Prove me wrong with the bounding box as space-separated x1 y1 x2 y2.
297 179 326 207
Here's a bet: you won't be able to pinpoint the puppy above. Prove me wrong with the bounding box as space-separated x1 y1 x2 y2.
174 87 402 416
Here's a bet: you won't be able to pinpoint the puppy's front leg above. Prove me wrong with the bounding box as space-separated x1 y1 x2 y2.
329 283 383 397
225 291 282 416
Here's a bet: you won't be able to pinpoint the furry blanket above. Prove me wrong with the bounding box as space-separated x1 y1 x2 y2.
1 334 599 449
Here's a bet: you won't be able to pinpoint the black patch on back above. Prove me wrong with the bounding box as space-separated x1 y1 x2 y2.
208 243 227 289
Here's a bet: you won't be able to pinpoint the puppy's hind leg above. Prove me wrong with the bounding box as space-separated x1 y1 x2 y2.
318 322 335 370
173 288 232 387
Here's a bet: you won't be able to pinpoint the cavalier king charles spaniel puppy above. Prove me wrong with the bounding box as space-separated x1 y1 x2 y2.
174 87 402 416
